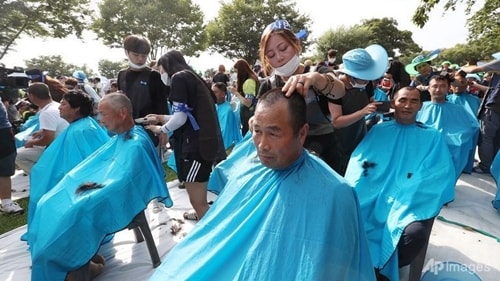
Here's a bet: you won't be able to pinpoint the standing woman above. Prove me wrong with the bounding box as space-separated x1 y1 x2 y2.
228 59 260 136
258 19 345 169
145 50 226 220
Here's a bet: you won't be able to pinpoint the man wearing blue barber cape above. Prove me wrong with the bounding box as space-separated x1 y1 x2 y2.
29 93 172 281
150 89 376 281
417 75 480 179
345 87 455 281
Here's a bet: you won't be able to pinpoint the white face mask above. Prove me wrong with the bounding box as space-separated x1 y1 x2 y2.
349 77 368 89
274 55 301 77
128 60 147 70
328 57 336 64
161 72 171 86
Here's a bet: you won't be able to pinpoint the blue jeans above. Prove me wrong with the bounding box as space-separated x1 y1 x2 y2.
478 108 500 171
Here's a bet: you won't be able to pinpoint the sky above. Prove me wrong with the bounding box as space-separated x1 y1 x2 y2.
1 0 482 74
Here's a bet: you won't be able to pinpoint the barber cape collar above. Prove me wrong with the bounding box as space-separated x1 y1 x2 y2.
262 19 308 40
405 50 440 75
340 44 389 80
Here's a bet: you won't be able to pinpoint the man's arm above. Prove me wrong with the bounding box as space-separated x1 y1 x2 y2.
461 59 500 73
24 129 56 147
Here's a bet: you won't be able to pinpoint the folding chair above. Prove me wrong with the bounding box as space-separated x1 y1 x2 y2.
68 210 160 281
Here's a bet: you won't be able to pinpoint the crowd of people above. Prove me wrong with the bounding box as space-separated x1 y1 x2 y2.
0 18 499 281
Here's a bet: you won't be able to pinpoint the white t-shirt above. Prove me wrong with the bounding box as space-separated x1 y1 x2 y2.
39 101 69 137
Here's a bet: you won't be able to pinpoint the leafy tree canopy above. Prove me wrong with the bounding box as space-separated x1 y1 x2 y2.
412 0 499 53
314 18 420 64
24 55 95 78
0 0 92 61
206 0 311 65
98 59 128 79
91 0 207 59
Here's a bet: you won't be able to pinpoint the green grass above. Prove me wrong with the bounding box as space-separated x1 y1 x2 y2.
0 197 29 235
0 166 179 236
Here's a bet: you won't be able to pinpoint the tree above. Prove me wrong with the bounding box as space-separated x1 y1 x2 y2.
205 0 312 65
412 0 500 55
91 0 207 60
24 55 95 78
313 18 420 63
357 18 421 57
438 44 484 66
314 26 369 62
0 0 93 61
98 59 128 79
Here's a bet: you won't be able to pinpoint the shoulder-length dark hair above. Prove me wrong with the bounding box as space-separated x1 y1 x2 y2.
233 59 260 95
157 50 196 77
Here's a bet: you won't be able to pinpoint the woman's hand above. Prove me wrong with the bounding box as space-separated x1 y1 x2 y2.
144 114 166 125
282 73 313 97
144 125 162 135
360 102 380 116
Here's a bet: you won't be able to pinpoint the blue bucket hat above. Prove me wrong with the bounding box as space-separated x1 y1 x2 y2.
340 44 389 80
72 70 87 82
421 261 482 281
405 50 440 76
492 52 500 60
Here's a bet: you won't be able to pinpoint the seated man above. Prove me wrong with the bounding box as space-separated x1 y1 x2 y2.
149 89 376 281
447 73 481 119
417 75 480 178
24 90 110 243
212 82 243 149
15 82 69 174
29 93 172 281
345 87 456 281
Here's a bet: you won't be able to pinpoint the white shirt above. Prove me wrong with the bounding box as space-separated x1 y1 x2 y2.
39 101 69 137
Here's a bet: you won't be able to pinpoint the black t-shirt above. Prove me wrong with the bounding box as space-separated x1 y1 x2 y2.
212 72 230 85
170 70 226 162
117 67 169 146
117 68 169 119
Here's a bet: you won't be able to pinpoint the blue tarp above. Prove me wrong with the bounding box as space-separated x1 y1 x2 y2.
29 126 172 281
345 121 456 281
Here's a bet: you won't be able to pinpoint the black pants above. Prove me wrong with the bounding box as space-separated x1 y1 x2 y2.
397 217 434 267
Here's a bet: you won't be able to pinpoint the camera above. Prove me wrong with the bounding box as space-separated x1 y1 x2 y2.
0 65 29 90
